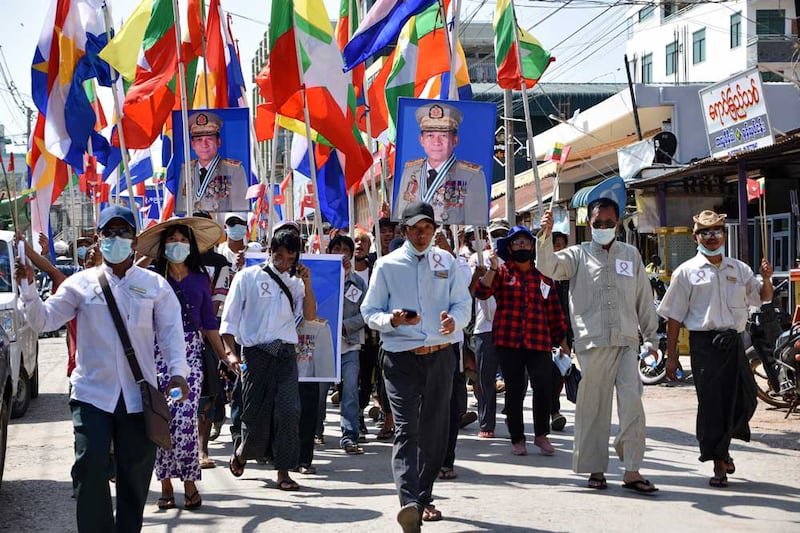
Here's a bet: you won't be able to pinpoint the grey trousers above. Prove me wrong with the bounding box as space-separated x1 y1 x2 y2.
383 346 456 509
573 345 646 474
238 343 301 470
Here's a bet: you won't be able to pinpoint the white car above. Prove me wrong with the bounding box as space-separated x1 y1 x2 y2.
0 231 39 418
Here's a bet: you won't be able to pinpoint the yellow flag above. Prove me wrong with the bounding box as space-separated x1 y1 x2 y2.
98 0 153 81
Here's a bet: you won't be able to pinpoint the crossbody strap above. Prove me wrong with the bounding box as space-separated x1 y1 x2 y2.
261 264 294 312
98 272 145 383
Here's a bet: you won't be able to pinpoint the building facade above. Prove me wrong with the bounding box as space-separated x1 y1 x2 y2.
626 0 798 84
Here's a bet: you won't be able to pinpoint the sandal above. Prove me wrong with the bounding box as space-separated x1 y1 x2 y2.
709 475 728 488
376 427 395 440
587 475 608 490
295 464 317 475
622 479 659 494
157 496 176 510
229 453 246 478
478 430 494 439
422 505 442 522
184 490 202 510
724 457 736 475
199 457 216 469
344 444 365 455
439 467 458 480
277 478 300 491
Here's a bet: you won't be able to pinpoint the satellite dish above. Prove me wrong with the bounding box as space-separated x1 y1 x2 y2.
653 132 677 164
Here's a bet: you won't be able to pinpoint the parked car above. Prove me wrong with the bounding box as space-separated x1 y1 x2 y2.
0 231 39 418
0 322 12 486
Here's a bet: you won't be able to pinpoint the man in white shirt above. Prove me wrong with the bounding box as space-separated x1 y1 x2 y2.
17 205 189 532
221 229 317 491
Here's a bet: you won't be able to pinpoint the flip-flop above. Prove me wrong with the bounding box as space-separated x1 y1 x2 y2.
709 475 728 488
724 457 736 475
622 479 659 494
277 478 300 491
438 467 458 480
184 490 202 510
229 453 246 478
156 497 176 510
199 457 216 469
422 505 442 522
588 476 608 490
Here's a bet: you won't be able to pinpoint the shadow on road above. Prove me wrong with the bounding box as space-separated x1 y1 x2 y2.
0 478 76 533
9 392 70 426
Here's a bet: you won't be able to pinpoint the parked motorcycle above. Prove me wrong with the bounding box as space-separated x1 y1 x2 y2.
745 279 798 411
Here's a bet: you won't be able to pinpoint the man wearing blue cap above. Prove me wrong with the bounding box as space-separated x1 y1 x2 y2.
538 189 661 494
16 205 189 531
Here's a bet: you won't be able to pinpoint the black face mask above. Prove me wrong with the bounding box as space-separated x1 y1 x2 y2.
509 249 533 263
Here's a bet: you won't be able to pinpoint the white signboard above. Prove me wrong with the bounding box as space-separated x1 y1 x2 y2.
699 68 774 158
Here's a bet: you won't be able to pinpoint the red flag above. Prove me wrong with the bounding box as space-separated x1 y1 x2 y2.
255 104 276 141
246 183 266 200
747 179 762 202
273 194 285 205
8 154 14 172
280 171 292 194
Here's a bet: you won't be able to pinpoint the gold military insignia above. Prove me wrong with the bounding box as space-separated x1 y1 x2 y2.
196 113 208 126
457 160 481 171
429 105 444 119
405 157 424 167
222 158 242 166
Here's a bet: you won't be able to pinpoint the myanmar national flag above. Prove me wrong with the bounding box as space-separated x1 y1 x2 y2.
269 0 372 191
100 0 178 148
494 0 554 90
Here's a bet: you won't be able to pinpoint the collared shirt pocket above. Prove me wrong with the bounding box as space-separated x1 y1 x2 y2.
726 278 747 309
128 298 154 330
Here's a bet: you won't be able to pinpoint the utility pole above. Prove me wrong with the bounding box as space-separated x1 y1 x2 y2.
504 90 516 226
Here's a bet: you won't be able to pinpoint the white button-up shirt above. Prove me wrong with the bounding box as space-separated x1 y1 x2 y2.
220 262 305 347
20 264 188 414
657 253 763 332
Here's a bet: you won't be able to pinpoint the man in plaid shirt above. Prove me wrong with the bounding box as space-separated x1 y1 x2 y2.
474 225 569 456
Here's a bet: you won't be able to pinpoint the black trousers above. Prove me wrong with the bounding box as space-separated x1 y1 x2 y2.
473 332 499 432
298 382 321 466
383 346 455 509
359 343 379 410
496 347 553 443
689 331 758 462
443 344 465 470
70 398 156 533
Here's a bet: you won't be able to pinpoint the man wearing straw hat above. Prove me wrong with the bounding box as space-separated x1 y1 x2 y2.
657 210 771 488
176 111 249 218
394 102 488 226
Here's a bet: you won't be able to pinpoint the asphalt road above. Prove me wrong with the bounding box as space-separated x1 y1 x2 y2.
1 337 798 532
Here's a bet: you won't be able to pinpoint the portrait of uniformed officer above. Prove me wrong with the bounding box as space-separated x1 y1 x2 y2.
394 102 489 226
176 111 249 218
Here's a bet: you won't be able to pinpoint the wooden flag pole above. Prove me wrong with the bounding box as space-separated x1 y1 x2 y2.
510 0 543 222
101 4 137 222
171 0 194 217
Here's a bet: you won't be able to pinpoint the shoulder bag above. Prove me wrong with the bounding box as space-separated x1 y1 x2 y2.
98 272 173 450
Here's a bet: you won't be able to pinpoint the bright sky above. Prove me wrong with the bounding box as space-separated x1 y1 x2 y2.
0 0 627 151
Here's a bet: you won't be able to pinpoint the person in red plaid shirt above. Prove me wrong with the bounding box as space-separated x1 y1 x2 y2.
474 226 569 456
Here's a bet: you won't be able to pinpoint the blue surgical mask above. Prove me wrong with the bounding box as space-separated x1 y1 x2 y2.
404 238 433 256
99 237 133 265
698 243 725 257
76 246 88 260
591 228 616 246
165 242 191 264
226 224 247 241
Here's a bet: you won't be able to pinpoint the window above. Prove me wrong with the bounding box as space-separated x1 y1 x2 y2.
762 71 783 82
730 12 741 48
692 29 706 64
756 10 785 36
666 41 678 76
638 5 655 22
642 53 653 83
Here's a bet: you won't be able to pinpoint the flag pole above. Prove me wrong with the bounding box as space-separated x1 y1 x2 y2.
292 12 324 245
201 1 211 107
446 0 461 100
266 120 280 239
510 0 543 222
171 0 194 217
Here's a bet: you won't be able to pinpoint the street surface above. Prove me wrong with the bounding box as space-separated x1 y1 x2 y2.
1 337 798 532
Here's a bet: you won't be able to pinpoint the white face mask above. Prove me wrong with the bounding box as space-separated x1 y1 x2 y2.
591 228 616 246
698 243 725 256
404 238 433 256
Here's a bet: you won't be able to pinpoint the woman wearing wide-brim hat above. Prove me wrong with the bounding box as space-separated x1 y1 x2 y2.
135 217 229 511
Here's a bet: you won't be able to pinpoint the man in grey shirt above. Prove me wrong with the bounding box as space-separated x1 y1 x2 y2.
538 197 660 494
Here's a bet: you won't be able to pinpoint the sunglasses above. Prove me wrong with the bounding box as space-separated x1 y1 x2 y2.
100 228 134 239
509 237 533 247
697 228 724 239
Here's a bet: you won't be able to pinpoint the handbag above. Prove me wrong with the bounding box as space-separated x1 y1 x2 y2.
172 286 222 398
98 272 173 450
564 363 582 404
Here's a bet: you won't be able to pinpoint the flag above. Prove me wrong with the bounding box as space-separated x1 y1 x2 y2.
342 0 437 71
31 0 113 169
27 113 69 239
336 0 364 102
204 0 247 108
493 0 554 90
102 0 178 149
83 80 108 131
546 142 563 162
7 154 14 173
293 135 350 229
747 178 765 202
269 0 373 191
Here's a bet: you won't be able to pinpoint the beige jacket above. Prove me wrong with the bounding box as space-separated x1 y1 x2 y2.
536 236 659 353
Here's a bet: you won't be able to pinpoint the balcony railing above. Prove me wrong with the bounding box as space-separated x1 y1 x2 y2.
746 35 797 66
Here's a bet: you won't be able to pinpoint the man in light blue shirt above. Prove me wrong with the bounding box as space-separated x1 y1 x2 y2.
361 201 470 532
